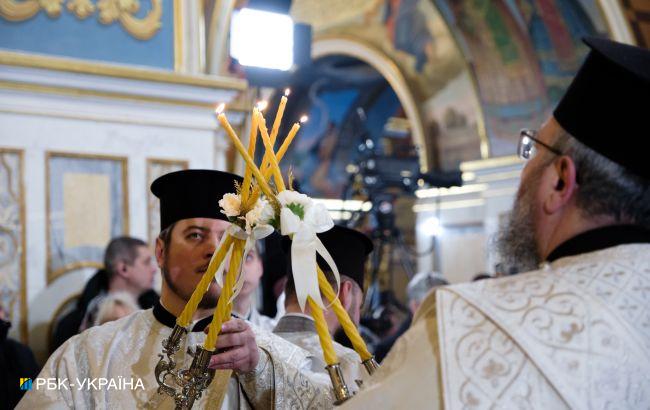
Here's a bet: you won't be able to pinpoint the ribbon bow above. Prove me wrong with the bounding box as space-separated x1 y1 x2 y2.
280 202 340 312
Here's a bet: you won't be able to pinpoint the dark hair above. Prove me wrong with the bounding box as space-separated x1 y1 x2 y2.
555 131 650 228
104 236 147 280
284 270 359 305
157 222 176 250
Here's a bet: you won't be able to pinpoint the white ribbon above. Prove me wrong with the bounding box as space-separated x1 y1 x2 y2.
215 223 274 303
280 202 340 312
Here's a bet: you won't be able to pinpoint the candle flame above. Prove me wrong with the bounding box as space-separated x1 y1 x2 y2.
300 115 308 124
257 100 268 111
215 103 225 115
284 88 291 97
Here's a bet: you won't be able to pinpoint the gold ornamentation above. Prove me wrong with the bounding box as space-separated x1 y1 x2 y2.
97 0 161 40
0 0 40 21
0 0 162 40
66 0 94 19
40 0 63 16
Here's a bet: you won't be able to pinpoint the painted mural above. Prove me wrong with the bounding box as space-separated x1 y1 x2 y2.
293 0 609 159
292 0 484 177
435 0 606 154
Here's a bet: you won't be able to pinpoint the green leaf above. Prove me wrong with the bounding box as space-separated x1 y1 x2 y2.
287 203 305 220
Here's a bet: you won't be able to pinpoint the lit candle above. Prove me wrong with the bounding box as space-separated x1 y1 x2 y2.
317 266 372 361
309 297 338 365
177 235 234 327
241 107 259 204
215 104 277 204
270 89 290 144
204 240 244 350
264 115 307 180
257 113 286 191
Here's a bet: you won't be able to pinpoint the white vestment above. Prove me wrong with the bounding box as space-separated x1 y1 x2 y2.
18 307 334 409
246 308 278 333
274 313 363 393
343 243 650 409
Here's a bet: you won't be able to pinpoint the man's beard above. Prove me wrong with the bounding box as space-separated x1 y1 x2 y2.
162 262 218 310
496 175 543 273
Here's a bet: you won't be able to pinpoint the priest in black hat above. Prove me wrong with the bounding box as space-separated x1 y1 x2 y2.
274 225 373 393
343 38 650 409
19 170 333 409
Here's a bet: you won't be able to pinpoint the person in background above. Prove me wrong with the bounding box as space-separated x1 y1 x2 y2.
0 305 39 409
51 236 158 351
231 242 277 331
274 225 373 392
374 271 448 362
93 292 139 327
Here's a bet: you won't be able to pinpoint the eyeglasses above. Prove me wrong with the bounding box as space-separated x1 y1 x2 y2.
518 129 562 160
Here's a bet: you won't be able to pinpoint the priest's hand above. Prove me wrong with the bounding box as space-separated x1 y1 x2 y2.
206 318 260 373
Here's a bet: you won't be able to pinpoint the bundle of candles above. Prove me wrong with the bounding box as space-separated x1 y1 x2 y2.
155 90 379 408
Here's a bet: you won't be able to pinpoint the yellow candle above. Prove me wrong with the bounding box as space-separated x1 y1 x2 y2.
248 121 300 204
269 89 289 144
257 114 286 191
204 239 244 351
216 108 277 204
309 297 338 365
317 267 372 361
241 107 259 204
262 115 306 180
177 235 234 327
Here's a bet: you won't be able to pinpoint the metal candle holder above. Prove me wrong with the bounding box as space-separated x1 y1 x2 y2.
326 363 353 405
155 325 215 409
362 356 380 376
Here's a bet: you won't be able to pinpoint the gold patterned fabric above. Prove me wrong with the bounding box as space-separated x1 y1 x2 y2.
17 309 333 409
345 243 650 409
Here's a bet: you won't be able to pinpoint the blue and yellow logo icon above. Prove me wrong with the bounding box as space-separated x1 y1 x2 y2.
20 378 32 390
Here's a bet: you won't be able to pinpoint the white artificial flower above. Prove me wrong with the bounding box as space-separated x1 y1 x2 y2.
277 190 312 208
219 193 241 217
258 198 276 223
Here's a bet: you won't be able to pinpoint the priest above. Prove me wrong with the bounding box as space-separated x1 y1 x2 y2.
19 170 333 409
343 37 650 408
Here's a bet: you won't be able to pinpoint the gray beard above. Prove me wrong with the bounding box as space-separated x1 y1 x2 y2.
161 265 218 310
495 187 542 274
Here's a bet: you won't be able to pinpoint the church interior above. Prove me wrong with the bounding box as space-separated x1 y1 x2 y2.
1 0 649 408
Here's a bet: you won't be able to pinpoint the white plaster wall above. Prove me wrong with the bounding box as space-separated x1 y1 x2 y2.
0 68 241 362
414 158 523 284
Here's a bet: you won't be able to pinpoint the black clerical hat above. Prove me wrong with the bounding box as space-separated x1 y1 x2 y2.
284 225 373 290
151 169 243 231
553 37 650 179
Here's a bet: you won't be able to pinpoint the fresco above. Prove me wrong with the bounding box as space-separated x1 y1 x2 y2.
293 0 609 159
435 0 606 155
292 0 484 175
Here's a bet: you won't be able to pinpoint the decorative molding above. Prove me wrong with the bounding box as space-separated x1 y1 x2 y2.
0 0 163 40
0 148 27 343
173 0 183 72
597 0 636 44
47 292 80 353
0 50 247 91
146 158 188 244
45 151 129 284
